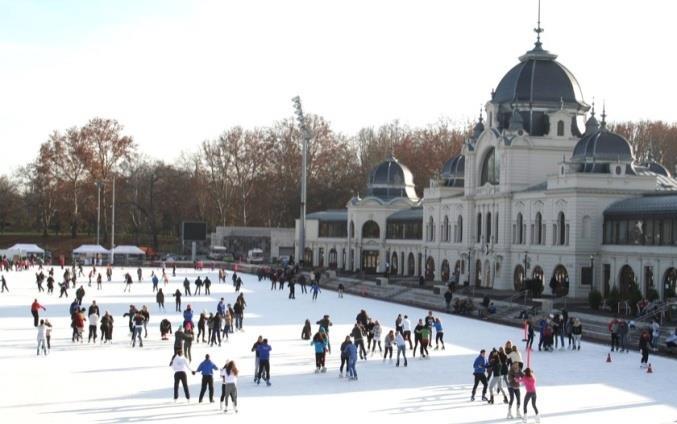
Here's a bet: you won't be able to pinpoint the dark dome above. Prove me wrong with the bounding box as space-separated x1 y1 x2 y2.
493 46 586 109
367 155 418 201
646 161 671 177
571 126 634 172
440 154 465 187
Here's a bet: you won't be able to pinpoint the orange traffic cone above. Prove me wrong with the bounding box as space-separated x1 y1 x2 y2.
647 363 653 373
606 353 612 363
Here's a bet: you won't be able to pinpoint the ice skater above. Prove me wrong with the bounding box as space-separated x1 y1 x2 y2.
30 299 46 327
220 360 239 413
195 354 218 403
170 350 194 402
255 338 272 386
1 275 8 293
344 338 358 380
37 320 48 355
519 368 539 423
471 349 489 402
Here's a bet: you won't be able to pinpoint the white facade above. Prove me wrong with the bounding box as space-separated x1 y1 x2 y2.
295 31 677 300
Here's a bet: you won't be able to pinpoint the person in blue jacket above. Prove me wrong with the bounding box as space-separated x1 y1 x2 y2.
152 273 159 292
183 305 194 328
344 339 358 380
194 353 219 403
311 331 328 373
471 349 489 401
310 282 321 301
255 338 272 386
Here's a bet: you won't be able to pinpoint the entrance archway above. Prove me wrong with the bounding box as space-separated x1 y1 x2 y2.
328 248 337 269
407 253 415 276
453 260 462 284
619 265 636 299
475 259 482 287
304 248 313 267
441 259 450 282
550 265 569 296
391 252 399 275
514 264 525 291
664 268 677 298
532 266 544 283
425 257 435 281
361 250 379 274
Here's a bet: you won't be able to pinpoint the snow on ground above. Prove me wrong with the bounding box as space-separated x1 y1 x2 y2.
0 266 675 424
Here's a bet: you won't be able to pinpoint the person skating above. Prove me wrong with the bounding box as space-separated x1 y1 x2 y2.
44 318 53 350
339 336 352 377
412 319 425 357
345 338 358 380
210 312 222 347
233 300 244 331
255 338 272 386
337 282 344 298
639 327 652 368
470 349 489 402
508 345 524 370
123 272 133 293
434 317 445 350
73 307 86 343
351 322 367 360
418 322 431 358
310 281 321 301
156 288 165 312
160 318 172 340
311 331 328 373
58 280 69 298
96 273 102 290
402 315 413 349
123 305 138 334
88 300 100 316
572 318 583 350
152 273 159 293
173 326 187 354
184 327 195 362
30 299 46 327
100 311 113 343
47 275 54 294
173 289 182 312
197 312 207 343
183 278 191 296
234 276 243 292
136 267 142 282
487 349 509 404
194 276 203 295
88 310 99 343
395 331 408 367
608 317 620 352
220 360 239 413
519 368 540 423
204 276 211 295
170 350 194 402
506 362 523 419
131 310 145 347
140 305 150 338
301 319 312 340
315 314 333 352
37 319 48 356
1 275 8 293
183 305 194 329
383 329 395 361
618 318 629 352
251 335 263 381
194 354 218 403
371 320 383 354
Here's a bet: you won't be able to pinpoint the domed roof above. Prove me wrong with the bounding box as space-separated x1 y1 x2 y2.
571 122 634 172
492 44 587 109
366 155 418 201
646 160 671 178
440 154 465 187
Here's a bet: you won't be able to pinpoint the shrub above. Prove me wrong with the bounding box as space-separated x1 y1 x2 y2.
626 285 643 307
606 286 621 310
646 288 660 302
588 289 603 310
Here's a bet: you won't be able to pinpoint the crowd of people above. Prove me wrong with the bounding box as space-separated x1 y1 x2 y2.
1 256 674 421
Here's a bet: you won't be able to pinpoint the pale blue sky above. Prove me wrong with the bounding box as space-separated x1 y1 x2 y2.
1 0 675 173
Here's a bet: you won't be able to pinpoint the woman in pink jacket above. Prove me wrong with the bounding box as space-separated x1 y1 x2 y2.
519 368 539 423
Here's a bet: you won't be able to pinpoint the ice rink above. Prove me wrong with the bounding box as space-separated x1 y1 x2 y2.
0 266 675 423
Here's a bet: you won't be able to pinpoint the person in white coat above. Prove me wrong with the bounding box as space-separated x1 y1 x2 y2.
402 315 413 349
395 331 408 367
170 350 194 402
37 320 48 356
220 360 239 413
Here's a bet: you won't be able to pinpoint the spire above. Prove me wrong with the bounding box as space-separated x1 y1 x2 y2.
534 0 544 49
473 107 485 139
584 98 599 134
478 106 484 124
600 102 607 129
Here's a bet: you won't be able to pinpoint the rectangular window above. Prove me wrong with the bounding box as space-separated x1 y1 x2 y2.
604 220 612 244
618 221 627 244
663 219 672 245
581 266 592 285
654 220 662 245
552 224 557 245
565 224 570 245
530 224 534 244
645 220 653 245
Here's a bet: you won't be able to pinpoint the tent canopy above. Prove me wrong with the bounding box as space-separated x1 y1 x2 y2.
6 243 45 254
73 244 110 255
112 245 145 255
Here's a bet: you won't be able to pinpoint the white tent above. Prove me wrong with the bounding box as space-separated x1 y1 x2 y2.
111 245 145 255
5 243 45 258
112 245 145 265
73 244 110 265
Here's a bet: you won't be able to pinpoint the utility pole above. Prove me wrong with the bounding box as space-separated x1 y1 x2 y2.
111 176 116 265
292 96 309 267
95 181 102 245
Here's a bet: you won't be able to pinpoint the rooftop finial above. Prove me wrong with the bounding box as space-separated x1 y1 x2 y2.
591 97 596 117
534 0 544 47
478 106 484 123
600 101 607 127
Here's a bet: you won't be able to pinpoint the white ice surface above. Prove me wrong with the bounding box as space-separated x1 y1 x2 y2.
0 267 675 423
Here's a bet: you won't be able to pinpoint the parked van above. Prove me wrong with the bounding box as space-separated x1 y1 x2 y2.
247 248 264 264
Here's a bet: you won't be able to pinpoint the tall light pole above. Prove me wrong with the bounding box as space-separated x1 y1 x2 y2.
95 181 103 245
110 176 116 265
292 96 309 267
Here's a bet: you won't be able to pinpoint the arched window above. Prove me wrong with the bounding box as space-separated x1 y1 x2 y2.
514 264 525 291
362 220 380 239
558 212 566 246
480 147 500 186
486 212 492 243
442 215 449 242
456 215 463 243
477 213 482 242
535 212 543 245
557 120 565 136
515 213 524 244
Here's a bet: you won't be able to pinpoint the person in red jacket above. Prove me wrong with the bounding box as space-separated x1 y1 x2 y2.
31 299 46 327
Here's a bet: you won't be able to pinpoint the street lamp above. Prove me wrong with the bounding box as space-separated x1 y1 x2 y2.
523 251 530 291
590 254 595 288
292 96 310 267
95 181 103 245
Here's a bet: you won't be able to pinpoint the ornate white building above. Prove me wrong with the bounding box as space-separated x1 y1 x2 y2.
295 26 677 300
